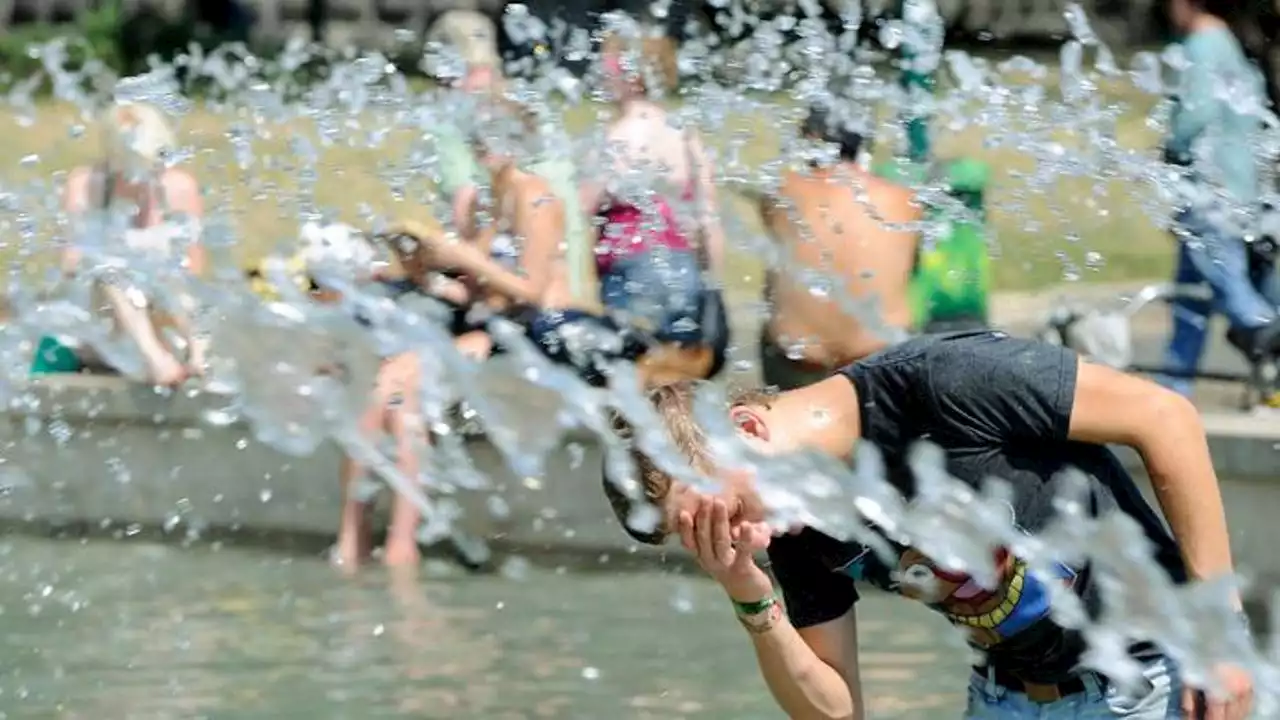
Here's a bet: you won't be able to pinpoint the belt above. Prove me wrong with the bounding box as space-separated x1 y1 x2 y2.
982 666 1091 704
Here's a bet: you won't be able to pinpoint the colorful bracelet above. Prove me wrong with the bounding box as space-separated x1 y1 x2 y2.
737 601 784 635
731 595 778 617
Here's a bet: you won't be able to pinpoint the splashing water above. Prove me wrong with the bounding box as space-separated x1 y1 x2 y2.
0 0 1278 711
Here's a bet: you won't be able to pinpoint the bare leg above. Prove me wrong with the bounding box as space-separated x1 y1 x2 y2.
97 283 186 386
382 405 424 567
381 354 425 567
159 293 209 376
334 400 382 571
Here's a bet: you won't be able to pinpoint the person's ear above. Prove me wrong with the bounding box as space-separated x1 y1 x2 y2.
729 405 771 441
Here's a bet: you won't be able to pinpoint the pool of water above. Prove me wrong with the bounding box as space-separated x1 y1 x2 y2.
0 535 971 719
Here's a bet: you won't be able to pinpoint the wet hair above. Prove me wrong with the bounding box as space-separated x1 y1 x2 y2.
802 105 866 162
603 382 774 545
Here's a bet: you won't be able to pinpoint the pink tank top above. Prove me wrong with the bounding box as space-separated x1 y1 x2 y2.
595 186 696 275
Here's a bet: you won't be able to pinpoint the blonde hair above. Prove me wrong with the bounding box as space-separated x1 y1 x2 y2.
100 102 176 176
605 382 775 544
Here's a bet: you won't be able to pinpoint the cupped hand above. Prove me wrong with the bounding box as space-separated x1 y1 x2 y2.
1182 663 1253 720
677 496 774 601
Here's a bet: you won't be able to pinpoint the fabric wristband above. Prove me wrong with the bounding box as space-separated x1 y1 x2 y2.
731 595 777 617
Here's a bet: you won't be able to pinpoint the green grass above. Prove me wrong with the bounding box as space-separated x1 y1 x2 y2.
0 73 1173 297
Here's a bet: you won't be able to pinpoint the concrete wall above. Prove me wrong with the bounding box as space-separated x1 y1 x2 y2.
2 374 1278 583
0 374 667 561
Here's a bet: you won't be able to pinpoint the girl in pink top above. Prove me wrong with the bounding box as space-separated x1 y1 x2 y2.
579 39 727 355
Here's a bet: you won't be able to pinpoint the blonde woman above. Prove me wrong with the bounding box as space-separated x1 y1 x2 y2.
577 35 730 384
32 101 206 386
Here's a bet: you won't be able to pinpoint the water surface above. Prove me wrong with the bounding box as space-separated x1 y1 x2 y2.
0 535 970 719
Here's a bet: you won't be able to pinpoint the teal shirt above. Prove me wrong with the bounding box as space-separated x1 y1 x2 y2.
1168 27 1263 203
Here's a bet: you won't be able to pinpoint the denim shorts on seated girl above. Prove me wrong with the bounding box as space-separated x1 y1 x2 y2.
598 247 703 346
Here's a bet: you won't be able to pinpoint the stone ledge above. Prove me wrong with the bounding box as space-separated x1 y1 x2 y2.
5 372 1279 585
15 374 222 426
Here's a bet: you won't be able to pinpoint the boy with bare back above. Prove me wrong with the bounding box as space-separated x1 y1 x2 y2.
757 106 922 391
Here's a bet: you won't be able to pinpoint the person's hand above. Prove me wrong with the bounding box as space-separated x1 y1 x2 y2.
1182 663 1253 720
677 496 774 602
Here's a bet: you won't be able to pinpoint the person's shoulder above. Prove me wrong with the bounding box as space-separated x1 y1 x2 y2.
1186 27 1244 62
920 329 1026 355
921 330 1073 380
845 170 922 222
161 167 200 197
843 334 935 379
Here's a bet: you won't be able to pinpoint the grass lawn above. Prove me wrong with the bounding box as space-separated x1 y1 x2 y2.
0 69 1173 299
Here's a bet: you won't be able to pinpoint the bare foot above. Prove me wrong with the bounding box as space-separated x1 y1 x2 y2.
146 351 188 386
332 535 374 573
334 504 375 572
382 540 422 567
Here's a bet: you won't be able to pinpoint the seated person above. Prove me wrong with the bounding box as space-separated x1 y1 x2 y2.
247 221 459 569
753 106 920 391
577 36 730 385
1160 0 1280 398
400 95 655 387
33 101 206 386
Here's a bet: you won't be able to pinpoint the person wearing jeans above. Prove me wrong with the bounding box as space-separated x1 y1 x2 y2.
602 332 1254 719
1163 209 1280 396
1160 0 1280 396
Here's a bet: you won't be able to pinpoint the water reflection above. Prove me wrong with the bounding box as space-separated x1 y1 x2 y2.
0 535 966 717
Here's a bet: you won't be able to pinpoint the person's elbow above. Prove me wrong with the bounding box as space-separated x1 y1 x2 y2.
1127 387 1203 459
792 665 856 720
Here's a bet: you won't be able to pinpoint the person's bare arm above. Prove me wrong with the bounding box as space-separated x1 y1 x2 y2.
510 185 567 303
751 611 863 720
443 186 566 305
163 170 207 276
59 167 92 273
1065 359 1238 606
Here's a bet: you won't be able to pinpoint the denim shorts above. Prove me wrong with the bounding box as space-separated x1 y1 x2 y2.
598 247 704 345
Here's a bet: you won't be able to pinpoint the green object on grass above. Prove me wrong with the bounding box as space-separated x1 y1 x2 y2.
30 336 84 375
875 158 992 330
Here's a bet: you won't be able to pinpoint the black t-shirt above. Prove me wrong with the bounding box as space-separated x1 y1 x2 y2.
766 330 1186 683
